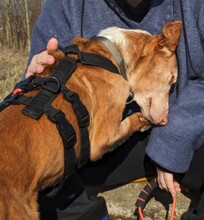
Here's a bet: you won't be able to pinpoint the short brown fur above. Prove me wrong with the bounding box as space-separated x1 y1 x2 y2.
0 21 182 219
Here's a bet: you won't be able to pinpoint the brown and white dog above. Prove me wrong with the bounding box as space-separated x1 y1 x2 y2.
0 21 182 219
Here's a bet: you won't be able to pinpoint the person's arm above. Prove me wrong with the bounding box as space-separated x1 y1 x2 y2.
156 167 181 197
147 1 204 196
146 80 204 197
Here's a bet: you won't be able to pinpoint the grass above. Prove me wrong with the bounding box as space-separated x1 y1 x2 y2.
110 215 135 220
0 48 28 101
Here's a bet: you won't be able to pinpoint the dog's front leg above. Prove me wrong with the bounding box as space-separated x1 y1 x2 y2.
90 113 151 160
108 112 151 147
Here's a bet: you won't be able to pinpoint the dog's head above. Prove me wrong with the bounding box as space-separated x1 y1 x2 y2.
99 21 182 125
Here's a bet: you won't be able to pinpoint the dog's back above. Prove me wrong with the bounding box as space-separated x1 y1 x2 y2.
0 21 182 219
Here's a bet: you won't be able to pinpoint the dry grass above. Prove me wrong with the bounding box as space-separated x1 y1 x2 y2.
0 48 28 101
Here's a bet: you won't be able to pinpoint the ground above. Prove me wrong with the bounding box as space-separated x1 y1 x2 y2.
100 182 200 219
0 49 200 220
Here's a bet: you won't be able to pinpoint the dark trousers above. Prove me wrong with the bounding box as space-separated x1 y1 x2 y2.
180 143 204 220
181 192 204 220
79 131 155 187
39 175 107 220
39 131 156 219
39 131 204 220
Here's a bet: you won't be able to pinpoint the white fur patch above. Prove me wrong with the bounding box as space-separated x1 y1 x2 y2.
98 26 151 45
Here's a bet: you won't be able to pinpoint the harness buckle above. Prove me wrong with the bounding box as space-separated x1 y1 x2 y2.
78 114 89 128
61 44 79 55
64 133 76 149
14 75 35 91
41 77 61 93
2 93 20 105
62 88 90 127
47 109 76 148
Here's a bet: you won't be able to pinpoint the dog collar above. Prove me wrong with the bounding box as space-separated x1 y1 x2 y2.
91 36 127 80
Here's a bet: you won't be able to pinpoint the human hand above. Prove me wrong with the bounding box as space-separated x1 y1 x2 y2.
156 166 181 197
25 38 58 78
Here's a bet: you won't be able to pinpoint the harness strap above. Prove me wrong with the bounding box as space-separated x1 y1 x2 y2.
53 57 77 82
0 43 126 198
21 88 56 119
44 104 76 197
16 95 32 105
61 85 90 168
78 52 119 73
0 76 35 111
22 57 77 119
62 44 120 74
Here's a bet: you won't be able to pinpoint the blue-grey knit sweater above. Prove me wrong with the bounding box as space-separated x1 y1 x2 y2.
27 0 204 173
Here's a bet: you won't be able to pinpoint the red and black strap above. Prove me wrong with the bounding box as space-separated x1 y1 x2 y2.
135 178 177 220
135 178 158 211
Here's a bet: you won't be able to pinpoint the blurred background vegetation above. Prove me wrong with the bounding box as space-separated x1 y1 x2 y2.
0 0 44 100
0 0 44 51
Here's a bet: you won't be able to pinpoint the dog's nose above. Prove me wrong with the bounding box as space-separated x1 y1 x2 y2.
159 116 168 125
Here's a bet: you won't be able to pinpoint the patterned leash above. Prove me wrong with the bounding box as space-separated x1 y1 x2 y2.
135 178 176 220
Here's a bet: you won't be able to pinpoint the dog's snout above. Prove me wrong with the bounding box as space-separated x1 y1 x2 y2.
159 116 168 125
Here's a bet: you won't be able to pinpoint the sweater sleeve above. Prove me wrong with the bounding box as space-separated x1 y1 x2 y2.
146 0 204 174
146 80 204 173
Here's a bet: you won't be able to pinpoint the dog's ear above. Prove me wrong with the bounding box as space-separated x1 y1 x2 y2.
157 21 182 53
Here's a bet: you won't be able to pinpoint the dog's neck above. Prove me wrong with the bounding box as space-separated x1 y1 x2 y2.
91 36 127 79
98 26 152 79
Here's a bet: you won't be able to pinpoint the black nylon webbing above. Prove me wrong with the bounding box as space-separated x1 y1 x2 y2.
22 57 77 119
44 104 76 197
21 89 55 119
0 43 122 198
63 44 120 74
78 52 119 74
61 86 90 168
53 57 77 82
135 179 158 211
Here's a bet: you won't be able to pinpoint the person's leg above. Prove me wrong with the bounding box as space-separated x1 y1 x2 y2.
39 131 156 220
179 143 204 220
39 173 103 220
79 130 156 188
180 143 204 192
180 192 204 220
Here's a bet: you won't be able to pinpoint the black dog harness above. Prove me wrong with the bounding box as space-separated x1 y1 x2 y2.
0 40 140 197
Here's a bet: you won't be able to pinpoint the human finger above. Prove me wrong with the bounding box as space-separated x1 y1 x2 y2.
156 167 177 197
47 38 59 52
173 181 181 193
163 172 177 197
25 52 53 78
25 38 58 78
